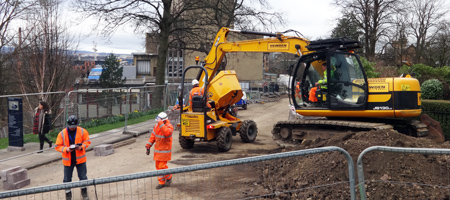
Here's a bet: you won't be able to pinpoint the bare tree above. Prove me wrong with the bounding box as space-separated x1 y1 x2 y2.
74 0 283 107
14 0 79 124
0 0 35 120
175 0 284 54
335 0 399 61
381 13 411 66
423 21 450 67
407 0 448 64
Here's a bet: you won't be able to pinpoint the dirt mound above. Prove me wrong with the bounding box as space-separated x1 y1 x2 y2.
246 130 450 199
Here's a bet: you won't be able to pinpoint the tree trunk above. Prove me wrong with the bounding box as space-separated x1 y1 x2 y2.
152 0 172 109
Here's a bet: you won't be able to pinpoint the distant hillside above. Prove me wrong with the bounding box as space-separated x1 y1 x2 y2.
0 47 132 56
75 50 131 56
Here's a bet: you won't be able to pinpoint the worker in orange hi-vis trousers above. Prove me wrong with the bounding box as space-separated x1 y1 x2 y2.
145 112 174 189
295 82 301 100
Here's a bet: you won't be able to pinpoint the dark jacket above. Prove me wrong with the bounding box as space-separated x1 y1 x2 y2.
35 108 52 134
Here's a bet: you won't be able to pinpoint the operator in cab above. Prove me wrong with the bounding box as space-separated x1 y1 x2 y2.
309 62 334 105
189 79 203 107
189 79 212 111
315 63 332 90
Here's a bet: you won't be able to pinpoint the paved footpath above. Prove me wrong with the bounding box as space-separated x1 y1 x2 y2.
0 120 157 175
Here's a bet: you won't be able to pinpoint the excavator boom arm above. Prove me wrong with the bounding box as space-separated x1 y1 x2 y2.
198 27 312 86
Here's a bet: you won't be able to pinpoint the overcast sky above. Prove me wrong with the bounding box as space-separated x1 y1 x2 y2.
74 0 340 54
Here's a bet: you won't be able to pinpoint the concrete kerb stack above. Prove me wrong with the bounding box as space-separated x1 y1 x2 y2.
2 166 30 190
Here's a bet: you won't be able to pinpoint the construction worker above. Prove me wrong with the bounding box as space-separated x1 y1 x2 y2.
308 63 329 104
189 79 203 106
295 82 301 100
55 115 91 200
146 112 174 189
189 79 211 110
171 98 185 111
315 63 334 90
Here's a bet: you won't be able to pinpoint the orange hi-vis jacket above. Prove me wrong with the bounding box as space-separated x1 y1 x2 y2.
146 120 174 161
55 127 91 166
189 86 204 106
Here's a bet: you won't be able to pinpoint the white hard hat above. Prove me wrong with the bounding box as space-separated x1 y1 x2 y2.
192 79 199 85
155 112 168 121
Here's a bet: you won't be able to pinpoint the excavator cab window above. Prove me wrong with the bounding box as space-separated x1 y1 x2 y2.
293 51 368 110
292 52 326 107
327 53 367 109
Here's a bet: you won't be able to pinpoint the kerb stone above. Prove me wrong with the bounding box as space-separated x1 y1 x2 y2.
6 169 28 184
94 144 114 156
2 166 30 190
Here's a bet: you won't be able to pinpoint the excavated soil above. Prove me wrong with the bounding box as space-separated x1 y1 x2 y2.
243 129 450 199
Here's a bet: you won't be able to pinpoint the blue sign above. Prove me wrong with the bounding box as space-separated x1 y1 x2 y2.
8 97 23 147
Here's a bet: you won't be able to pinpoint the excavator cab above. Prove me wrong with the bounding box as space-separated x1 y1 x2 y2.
293 51 368 111
287 38 370 117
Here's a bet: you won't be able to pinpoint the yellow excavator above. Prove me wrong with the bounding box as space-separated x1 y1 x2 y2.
178 27 445 152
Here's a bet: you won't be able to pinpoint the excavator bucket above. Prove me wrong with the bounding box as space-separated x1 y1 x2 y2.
420 114 445 143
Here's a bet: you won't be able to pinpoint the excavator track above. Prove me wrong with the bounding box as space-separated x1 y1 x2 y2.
272 118 438 146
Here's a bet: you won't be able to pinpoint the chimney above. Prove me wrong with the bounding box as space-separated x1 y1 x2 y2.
18 27 22 48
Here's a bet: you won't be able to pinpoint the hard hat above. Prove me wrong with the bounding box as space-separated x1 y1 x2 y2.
67 115 78 128
192 79 199 85
155 112 168 121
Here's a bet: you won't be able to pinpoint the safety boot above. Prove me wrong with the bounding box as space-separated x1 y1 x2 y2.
65 191 72 200
81 188 89 200
164 178 172 187
155 184 164 189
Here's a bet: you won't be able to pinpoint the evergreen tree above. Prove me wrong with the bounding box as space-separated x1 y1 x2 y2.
100 53 125 88
331 15 362 41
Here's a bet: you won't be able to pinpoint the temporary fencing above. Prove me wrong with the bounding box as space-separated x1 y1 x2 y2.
357 146 450 200
0 92 67 143
4 144 450 199
0 146 357 200
65 85 166 124
0 86 169 154
240 80 288 102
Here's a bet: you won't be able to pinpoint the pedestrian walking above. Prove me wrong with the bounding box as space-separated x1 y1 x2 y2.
146 112 174 189
33 101 53 153
55 115 91 200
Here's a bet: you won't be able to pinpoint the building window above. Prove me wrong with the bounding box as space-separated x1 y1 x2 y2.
166 48 183 78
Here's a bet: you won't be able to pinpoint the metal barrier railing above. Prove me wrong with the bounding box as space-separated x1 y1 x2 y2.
0 146 357 200
0 92 67 141
122 85 166 132
357 146 450 200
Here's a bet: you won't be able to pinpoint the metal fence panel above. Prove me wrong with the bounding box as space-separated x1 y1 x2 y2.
0 92 67 141
0 146 356 200
357 146 450 200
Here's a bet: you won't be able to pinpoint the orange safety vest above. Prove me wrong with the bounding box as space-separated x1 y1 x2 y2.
55 127 91 166
146 120 173 161
189 86 204 105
